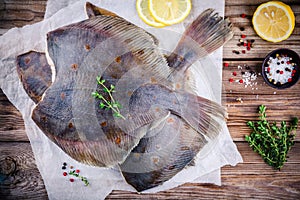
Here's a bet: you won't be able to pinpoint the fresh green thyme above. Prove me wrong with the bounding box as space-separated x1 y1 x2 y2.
245 105 298 170
69 170 89 186
92 76 125 119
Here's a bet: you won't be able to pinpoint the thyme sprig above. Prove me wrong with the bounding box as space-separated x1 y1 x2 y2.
69 170 89 186
92 76 125 119
245 105 298 170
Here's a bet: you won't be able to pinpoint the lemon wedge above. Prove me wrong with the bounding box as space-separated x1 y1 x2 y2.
252 1 295 43
149 0 192 25
136 0 166 28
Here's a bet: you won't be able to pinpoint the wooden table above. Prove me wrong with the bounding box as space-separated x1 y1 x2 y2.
1 0 299 199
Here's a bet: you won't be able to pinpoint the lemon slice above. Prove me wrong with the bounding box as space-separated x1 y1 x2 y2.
136 0 166 28
149 0 192 25
252 1 295 43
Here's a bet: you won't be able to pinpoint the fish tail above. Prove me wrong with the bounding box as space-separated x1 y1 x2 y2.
167 9 233 73
175 92 227 140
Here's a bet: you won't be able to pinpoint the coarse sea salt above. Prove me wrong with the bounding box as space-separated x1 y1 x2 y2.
265 55 295 85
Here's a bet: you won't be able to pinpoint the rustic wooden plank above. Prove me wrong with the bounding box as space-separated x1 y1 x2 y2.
0 0 46 30
0 0 300 199
0 89 27 142
0 142 48 199
221 60 300 141
223 2 300 59
0 142 299 199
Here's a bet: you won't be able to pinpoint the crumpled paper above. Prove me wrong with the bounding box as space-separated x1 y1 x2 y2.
0 0 243 199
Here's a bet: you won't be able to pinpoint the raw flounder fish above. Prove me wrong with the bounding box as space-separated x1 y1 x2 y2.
16 2 233 192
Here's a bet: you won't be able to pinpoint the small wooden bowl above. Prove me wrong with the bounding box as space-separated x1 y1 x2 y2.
262 48 300 89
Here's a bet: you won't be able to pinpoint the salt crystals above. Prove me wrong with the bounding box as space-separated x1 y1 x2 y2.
234 65 258 89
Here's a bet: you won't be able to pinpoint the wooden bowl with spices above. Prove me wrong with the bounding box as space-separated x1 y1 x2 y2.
262 48 300 89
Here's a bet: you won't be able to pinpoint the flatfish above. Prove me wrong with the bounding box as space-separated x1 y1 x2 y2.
16 2 232 191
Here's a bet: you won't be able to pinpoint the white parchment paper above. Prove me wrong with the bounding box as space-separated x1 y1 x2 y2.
0 0 243 199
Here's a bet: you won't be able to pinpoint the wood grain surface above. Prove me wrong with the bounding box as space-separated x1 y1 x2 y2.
1 0 300 199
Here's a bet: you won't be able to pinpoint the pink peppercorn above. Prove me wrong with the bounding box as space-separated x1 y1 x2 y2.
241 13 246 18
70 178 75 182
280 71 284 74
63 172 67 176
267 67 271 72
239 79 244 83
287 61 290 64
229 78 234 83
75 169 80 173
242 50 246 54
247 47 251 51
232 71 237 76
241 34 246 38
224 62 229 67
292 70 296 73
288 78 292 82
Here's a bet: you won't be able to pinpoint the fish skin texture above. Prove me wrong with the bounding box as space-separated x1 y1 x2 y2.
32 14 171 167
17 2 233 192
16 51 52 103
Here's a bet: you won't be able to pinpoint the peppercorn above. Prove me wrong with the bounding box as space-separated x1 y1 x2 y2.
239 27 245 31
240 13 246 18
62 166 66 170
239 79 244 83
63 172 68 176
70 178 75 182
233 50 240 54
241 34 246 38
224 62 229 67
76 169 80 173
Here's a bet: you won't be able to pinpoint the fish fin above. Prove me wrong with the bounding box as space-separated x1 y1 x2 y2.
85 2 159 45
48 15 171 84
167 9 233 73
16 51 52 103
85 2 119 18
174 92 227 140
120 114 207 192
115 106 170 134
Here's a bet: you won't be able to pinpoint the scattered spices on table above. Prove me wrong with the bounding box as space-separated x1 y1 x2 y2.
233 14 255 55
236 97 243 103
228 64 259 90
240 13 246 18
61 162 89 186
